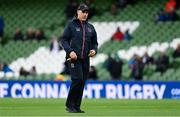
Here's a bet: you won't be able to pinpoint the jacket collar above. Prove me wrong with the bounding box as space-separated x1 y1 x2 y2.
72 16 88 23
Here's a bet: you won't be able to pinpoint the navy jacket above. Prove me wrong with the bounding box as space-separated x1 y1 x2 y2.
61 18 98 59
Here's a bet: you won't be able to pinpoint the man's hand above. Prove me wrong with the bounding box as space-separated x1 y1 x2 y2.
89 50 96 57
69 51 77 60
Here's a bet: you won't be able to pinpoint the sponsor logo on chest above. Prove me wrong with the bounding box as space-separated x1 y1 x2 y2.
76 27 80 32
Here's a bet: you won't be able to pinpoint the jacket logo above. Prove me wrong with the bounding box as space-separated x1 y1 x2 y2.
71 63 75 68
76 27 80 32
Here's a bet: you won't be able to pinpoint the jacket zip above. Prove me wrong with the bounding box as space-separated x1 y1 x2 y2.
81 22 85 59
70 40 72 47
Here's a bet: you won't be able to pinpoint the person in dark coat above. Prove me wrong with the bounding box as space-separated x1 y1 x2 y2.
13 28 24 41
61 3 98 113
131 56 144 80
155 52 169 74
105 54 123 80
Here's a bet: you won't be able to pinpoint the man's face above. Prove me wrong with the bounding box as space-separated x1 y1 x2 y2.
77 10 89 21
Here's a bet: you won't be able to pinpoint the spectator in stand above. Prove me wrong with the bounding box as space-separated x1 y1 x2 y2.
110 3 118 16
130 55 144 80
124 29 132 40
88 66 98 80
128 54 137 69
13 28 24 41
173 43 180 58
0 16 5 42
155 8 168 23
19 67 30 76
25 27 35 40
104 54 114 69
111 27 124 41
35 29 46 41
142 52 154 65
165 0 176 13
65 0 78 21
155 0 179 23
165 0 179 21
0 63 13 73
104 54 123 80
155 52 169 74
168 9 179 21
84 0 97 19
50 36 62 52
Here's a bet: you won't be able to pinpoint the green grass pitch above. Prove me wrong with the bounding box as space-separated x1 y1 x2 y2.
0 98 180 116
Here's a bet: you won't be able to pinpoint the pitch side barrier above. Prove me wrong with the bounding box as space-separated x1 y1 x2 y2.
0 80 180 99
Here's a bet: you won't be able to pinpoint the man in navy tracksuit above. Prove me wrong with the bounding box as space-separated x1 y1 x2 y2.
61 3 98 113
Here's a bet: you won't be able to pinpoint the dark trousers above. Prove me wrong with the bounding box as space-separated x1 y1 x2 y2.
66 58 89 109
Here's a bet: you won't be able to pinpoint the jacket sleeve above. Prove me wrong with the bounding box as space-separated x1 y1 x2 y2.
60 23 73 55
91 26 98 53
